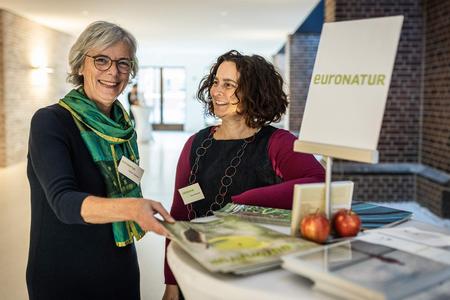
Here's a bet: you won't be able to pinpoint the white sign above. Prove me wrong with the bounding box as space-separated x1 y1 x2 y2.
178 183 205 205
298 16 403 161
118 156 144 184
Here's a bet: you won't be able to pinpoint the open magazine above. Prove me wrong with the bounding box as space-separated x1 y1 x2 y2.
213 204 291 226
282 231 450 300
213 202 412 232
162 216 320 274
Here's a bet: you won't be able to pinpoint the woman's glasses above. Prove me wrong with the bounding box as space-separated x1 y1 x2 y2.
85 54 134 74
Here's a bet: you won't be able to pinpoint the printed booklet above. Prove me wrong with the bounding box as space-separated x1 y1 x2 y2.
162 216 320 274
282 231 450 300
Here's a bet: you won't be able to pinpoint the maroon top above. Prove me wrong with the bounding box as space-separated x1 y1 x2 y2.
164 128 325 284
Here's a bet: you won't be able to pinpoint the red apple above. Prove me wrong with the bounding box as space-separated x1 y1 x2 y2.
300 212 330 244
333 209 361 237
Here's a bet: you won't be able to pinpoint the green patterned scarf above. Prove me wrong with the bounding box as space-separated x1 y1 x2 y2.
59 88 145 247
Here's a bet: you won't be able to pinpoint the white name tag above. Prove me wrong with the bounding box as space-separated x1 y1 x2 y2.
118 156 144 185
178 183 205 205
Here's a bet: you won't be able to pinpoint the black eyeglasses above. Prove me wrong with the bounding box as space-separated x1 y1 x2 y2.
85 54 134 74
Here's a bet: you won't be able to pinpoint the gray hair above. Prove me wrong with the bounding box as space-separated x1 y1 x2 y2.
67 21 139 86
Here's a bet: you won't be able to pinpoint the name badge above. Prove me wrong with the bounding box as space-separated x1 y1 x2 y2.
118 156 144 185
178 183 205 205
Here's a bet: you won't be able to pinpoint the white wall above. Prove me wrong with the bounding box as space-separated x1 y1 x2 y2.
134 50 225 133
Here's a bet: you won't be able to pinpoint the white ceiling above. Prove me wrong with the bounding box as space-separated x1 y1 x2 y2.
0 0 319 63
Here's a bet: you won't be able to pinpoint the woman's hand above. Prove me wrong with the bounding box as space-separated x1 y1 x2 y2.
134 199 175 236
80 196 175 236
162 284 179 300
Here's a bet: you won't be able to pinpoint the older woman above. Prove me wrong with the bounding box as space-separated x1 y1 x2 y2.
163 50 325 299
26 21 174 300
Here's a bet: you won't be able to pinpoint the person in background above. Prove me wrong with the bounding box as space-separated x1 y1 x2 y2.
26 21 174 300
128 83 140 106
162 50 325 299
128 83 140 124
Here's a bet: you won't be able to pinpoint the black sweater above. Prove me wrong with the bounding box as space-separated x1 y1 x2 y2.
26 104 140 300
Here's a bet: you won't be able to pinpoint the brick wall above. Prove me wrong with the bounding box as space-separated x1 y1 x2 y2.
288 33 320 133
334 173 416 202
417 176 449 217
325 0 424 163
0 10 72 167
288 0 450 217
419 0 450 217
422 0 450 173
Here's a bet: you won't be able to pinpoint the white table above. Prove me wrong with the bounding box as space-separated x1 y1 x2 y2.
167 219 450 300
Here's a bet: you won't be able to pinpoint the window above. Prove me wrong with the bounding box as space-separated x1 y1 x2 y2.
138 67 186 130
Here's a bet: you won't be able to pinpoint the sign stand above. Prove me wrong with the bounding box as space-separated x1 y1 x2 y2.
324 156 332 219
293 16 403 219
295 140 379 219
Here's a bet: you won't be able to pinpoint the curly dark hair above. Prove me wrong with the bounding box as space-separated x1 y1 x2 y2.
197 50 288 128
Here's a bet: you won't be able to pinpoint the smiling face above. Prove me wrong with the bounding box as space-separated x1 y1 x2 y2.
210 61 241 120
80 41 131 116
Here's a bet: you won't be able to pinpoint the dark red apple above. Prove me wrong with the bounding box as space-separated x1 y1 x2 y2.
300 212 330 244
333 209 361 237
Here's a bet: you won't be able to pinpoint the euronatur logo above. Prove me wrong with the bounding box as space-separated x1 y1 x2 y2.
313 74 386 85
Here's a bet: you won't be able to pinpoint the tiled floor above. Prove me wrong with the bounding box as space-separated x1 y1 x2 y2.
1 131 449 300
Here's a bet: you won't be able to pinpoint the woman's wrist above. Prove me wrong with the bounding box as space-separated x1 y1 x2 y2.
80 196 142 224
131 198 145 223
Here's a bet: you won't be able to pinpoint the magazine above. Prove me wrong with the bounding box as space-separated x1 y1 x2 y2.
213 203 291 226
162 216 320 274
282 231 450 299
282 232 450 300
352 202 412 229
213 202 412 233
